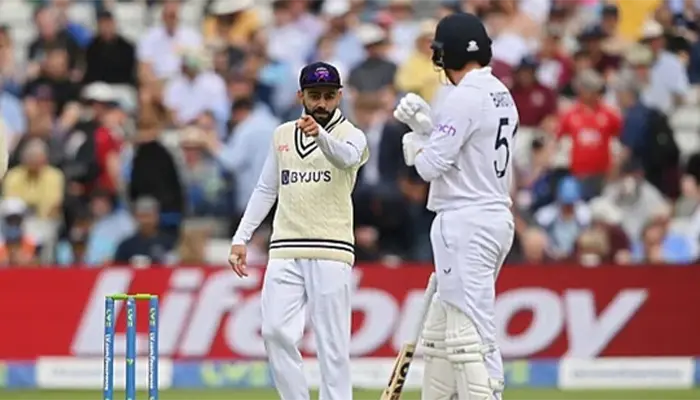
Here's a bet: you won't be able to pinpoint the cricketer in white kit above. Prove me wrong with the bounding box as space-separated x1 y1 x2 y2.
395 13 518 400
228 61 369 400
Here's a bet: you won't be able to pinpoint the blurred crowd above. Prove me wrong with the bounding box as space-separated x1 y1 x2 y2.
0 0 700 267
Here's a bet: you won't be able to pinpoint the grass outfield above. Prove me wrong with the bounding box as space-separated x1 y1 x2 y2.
0 389 698 399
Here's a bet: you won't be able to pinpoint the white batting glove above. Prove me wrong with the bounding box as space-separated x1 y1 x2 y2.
402 132 427 166
393 93 434 135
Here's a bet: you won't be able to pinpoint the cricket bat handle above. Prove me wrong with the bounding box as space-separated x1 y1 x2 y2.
413 273 437 343
379 273 437 400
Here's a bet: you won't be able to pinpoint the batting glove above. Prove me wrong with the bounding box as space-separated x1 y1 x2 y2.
393 93 434 135
402 132 427 166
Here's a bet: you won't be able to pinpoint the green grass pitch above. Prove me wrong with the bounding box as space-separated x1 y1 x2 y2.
0 389 698 399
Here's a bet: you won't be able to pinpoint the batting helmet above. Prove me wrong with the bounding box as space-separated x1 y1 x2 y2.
431 12 492 70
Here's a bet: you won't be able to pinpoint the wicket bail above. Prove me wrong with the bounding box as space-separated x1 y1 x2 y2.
103 293 160 400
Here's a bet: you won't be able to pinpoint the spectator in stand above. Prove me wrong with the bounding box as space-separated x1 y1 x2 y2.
395 19 441 104
600 4 629 56
163 48 229 128
57 188 135 266
668 1 700 36
61 83 117 222
27 5 83 81
240 31 281 113
641 19 690 115
557 69 621 199
535 176 591 260
0 198 37 267
320 1 365 72
23 47 81 132
55 207 94 266
178 123 226 217
288 0 325 45
169 223 211 265
383 0 420 64
3 139 64 221
201 97 278 220
0 76 27 147
83 93 126 199
266 0 316 93
136 0 202 80
576 24 620 79
510 56 558 133
89 189 135 257
114 197 176 266
632 204 696 264
128 127 184 240
348 23 397 95
515 135 569 214
354 225 382 262
50 0 93 49
560 49 594 99
688 23 700 83
312 32 350 89
679 152 700 218
83 10 137 86
510 227 552 264
202 0 260 49
616 49 681 198
398 166 433 261
602 158 668 241
487 6 531 84
573 197 631 266
0 26 23 96
12 84 64 169
210 42 246 79
350 93 416 259
536 26 574 91
493 0 540 43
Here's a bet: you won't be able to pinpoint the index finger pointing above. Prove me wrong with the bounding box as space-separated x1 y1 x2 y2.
235 264 248 277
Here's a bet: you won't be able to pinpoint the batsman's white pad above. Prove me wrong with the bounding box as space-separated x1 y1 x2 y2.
421 295 456 400
444 303 504 400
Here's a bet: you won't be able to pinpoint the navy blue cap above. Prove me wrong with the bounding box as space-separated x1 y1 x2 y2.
602 4 619 16
517 55 539 70
432 12 492 69
299 62 342 90
578 24 607 41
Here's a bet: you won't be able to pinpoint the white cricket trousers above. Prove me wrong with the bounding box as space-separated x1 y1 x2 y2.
261 258 353 400
430 207 514 397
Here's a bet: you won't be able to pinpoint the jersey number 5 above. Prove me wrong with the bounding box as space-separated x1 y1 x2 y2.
494 117 517 179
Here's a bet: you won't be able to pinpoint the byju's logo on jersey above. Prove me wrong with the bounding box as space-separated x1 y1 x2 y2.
281 169 332 185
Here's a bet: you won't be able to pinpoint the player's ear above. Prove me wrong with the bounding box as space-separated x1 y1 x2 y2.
297 90 304 104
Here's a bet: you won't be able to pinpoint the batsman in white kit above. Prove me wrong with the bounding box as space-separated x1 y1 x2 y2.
228 61 368 400
395 13 517 400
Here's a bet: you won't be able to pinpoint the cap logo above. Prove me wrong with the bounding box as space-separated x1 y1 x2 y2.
467 40 479 52
314 67 331 81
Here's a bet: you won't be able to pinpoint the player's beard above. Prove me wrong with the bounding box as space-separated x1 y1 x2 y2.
304 104 335 127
